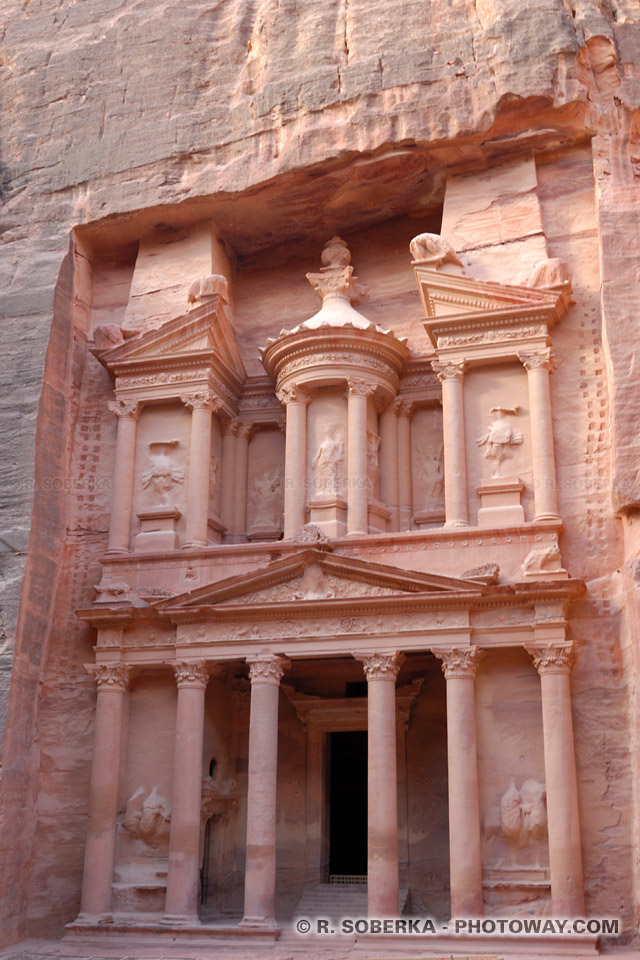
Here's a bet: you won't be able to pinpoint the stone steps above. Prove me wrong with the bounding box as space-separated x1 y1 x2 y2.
293 883 408 921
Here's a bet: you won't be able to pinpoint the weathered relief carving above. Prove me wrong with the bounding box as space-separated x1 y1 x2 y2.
123 786 172 848
222 564 405 605
500 779 548 850
367 430 380 493
141 441 184 504
312 434 344 496
522 541 562 576
476 406 523 478
250 471 283 528
526 258 572 289
414 442 444 507
409 233 464 271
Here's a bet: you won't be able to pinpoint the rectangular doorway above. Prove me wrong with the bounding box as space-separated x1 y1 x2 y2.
328 730 368 878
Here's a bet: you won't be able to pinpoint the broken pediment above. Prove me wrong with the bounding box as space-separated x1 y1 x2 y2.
155 549 484 614
414 265 572 356
93 291 246 394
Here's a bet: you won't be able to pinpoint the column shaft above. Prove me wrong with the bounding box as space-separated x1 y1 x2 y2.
79 663 129 919
232 423 252 541
359 652 402 917
182 393 217 547
165 662 209 921
440 647 483 917
219 421 238 537
242 656 288 927
107 401 140 554
432 362 469 527
397 404 413 531
379 402 400 531
529 645 585 916
520 352 560 520
347 381 373 536
280 388 309 538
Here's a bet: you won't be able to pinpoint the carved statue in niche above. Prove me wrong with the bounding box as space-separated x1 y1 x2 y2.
312 434 344 497
482 778 548 868
476 406 523 478
415 442 444 506
367 430 380 494
409 233 464 272
141 440 184 504
123 785 172 848
251 471 283 528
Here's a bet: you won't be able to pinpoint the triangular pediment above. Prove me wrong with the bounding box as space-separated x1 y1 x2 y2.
414 266 571 347
95 297 246 383
156 549 484 613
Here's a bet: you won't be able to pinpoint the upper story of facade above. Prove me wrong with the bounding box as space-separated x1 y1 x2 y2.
91 223 573 596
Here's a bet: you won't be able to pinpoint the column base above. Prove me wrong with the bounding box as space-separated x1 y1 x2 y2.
75 912 113 924
104 547 130 556
534 512 562 522
240 915 278 929
444 519 470 528
161 913 200 925
181 539 208 550
346 529 368 536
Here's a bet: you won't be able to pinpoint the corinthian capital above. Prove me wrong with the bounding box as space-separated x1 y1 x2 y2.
431 360 466 383
518 349 558 373
526 643 574 675
436 646 483 678
356 651 404 681
173 660 210 688
108 398 141 420
180 390 222 413
347 377 376 398
91 661 130 690
276 384 313 407
247 654 290 685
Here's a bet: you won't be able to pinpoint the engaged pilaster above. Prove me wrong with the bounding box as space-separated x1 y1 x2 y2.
181 391 221 548
519 349 560 521
241 655 290 927
279 385 312 538
378 398 400 531
164 660 210 922
437 646 483 917
78 662 130 920
357 651 403 917
526 642 585 916
347 378 375 536
431 361 469 527
106 399 141 554
219 419 239 537
396 400 413 531
232 422 254 542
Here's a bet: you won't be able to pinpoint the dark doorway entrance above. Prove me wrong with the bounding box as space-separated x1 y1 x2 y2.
328 730 368 877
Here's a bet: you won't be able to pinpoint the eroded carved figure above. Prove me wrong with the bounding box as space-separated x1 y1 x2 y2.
312 434 344 496
476 406 523 477
409 233 464 270
251 471 283 527
522 541 562 575
501 778 548 848
415 443 445 506
367 431 380 493
123 786 172 847
141 441 184 504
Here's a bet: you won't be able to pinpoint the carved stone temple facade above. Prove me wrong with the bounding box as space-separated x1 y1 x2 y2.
70 234 587 933
2 3 640 956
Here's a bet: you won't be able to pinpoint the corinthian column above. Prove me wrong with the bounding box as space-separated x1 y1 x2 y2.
219 419 238 537
437 646 483 917
181 391 221 548
78 662 130 920
378 398 400 531
431 361 469 527
527 643 585 916
357 651 403 917
278 385 311 539
241 655 289 927
164 661 210 922
232 422 253 541
106 399 141 554
396 400 413 531
519 350 560 521
347 378 375 536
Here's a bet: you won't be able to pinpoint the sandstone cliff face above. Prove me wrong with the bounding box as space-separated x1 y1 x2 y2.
1 0 640 947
